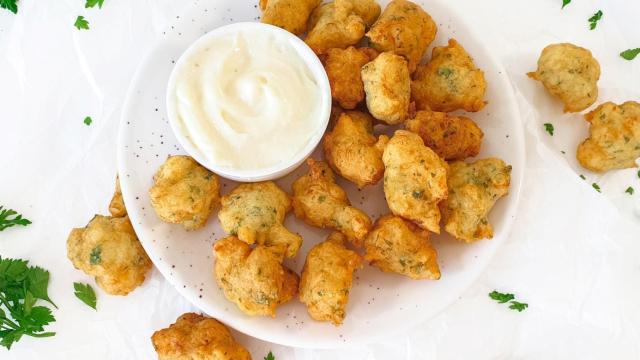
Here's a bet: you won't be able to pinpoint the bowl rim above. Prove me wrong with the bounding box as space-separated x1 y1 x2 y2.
165 21 332 182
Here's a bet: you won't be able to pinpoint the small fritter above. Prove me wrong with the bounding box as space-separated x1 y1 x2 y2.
383 130 448 234
299 232 362 325
323 111 389 188
411 39 487 112
577 101 640 172
305 0 381 55
149 156 220 231
259 0 320 35
151 313 251 360
67 215 152 295
109 175 127 217
218 181 302 260
292 159 372 247
364 215 440 280
214 236 299 317
366 0 437 73
361 52 411 124
442 158 511 242
528 43 600 113
405 110 484 161
323 46 378 109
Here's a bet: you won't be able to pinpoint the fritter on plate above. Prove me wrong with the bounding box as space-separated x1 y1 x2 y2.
361 52 411 124
323 46 378 109
259 0 321 35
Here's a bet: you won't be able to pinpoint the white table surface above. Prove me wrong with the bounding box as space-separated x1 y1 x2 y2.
1 0 640 359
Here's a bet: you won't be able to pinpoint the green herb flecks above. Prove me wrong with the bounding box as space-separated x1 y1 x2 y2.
489 290 515 303
588 10 603 30
561 0 571 9
85 0 104 9
625 187 634 195
73 282 97 310
592 183 601 193
0 0 18 14
90 246 102 265
74 16 90 30
264 351 275 360
543 123 554 136
84 116 92 126
509 301 529 312
620 48 640 61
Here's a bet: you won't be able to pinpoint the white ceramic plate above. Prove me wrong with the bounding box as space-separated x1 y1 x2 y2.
117 0 525 349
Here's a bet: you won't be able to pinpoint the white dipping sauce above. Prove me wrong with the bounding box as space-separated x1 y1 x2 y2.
170 28 324 171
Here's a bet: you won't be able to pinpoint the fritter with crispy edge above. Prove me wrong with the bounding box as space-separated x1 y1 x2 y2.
361 52 411 124
259 0 321 35
323 46 378 109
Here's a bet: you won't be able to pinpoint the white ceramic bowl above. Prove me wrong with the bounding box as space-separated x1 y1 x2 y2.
165 22 331 182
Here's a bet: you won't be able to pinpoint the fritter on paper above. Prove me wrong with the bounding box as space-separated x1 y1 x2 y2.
366 0 437 73
383 130 448 233
577 101 640 172
323 111 389 188
214 236 298 317
151 312 251 360
149 155 220 231
259 0 321 35
411 39 487 112
405 110 484 161
218 181 302 260
305 0 381 55
442 158 511 242
67 215 152 295
109 175 127 217
361 52 411 124
527 43 600 113
292 159 372 247
323 46 378 109
299 232 362 325
364 215 440 280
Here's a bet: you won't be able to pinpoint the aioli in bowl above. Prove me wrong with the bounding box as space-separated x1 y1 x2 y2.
167 23 331 181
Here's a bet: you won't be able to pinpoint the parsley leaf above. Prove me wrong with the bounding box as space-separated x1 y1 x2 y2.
74 16 90 30
84 116 92 126
73 282 97 310
592 183 601 192
626 187 634 195
543 123 554 136
579 174 586 180
264 351 275 360
489 291 515 304
0 0 17 14
509 301 528 312
0 206 32 231
85 0 104 9
588 10 603 30
0 257 56 350
561 0 571 9
620 48 640 61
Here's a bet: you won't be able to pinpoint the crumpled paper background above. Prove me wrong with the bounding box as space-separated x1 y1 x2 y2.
1 0 639 359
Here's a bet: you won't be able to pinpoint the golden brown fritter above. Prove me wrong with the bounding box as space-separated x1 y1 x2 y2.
67 215 152 295
218 181 302 260
299 232 362 325
361 52 411 124
149 156 220 231
442 158 511 242
364 215 440 280
305 0 381 55
528 43 600 113
366 0 437 73
151 313 251 360
323 111 389 188
405 110 484 161
259 0 320 35
411 39 487 113
323 46 378 109
109 175 127 217
577 101 640 172
214 236 298 317
383 130 448 234
291 159 372 247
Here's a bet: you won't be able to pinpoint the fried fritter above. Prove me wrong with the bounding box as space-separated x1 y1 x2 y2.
67 215 152 295
323 46 378 109
149 156 220 231
299 232 362 325
366 0 437 73
214 236 299 317
259 0 321 35
361 52 411 124
292 159 372 247
323 111 389 188
305 0 381 55
405 110 484 161
364 215 440 280
527 43 600 113
411 39 486 112
218 181 302 260
109 175 127 217
151 313 251 360
577 101 640 172
442 158 511 242
383 130 448 234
